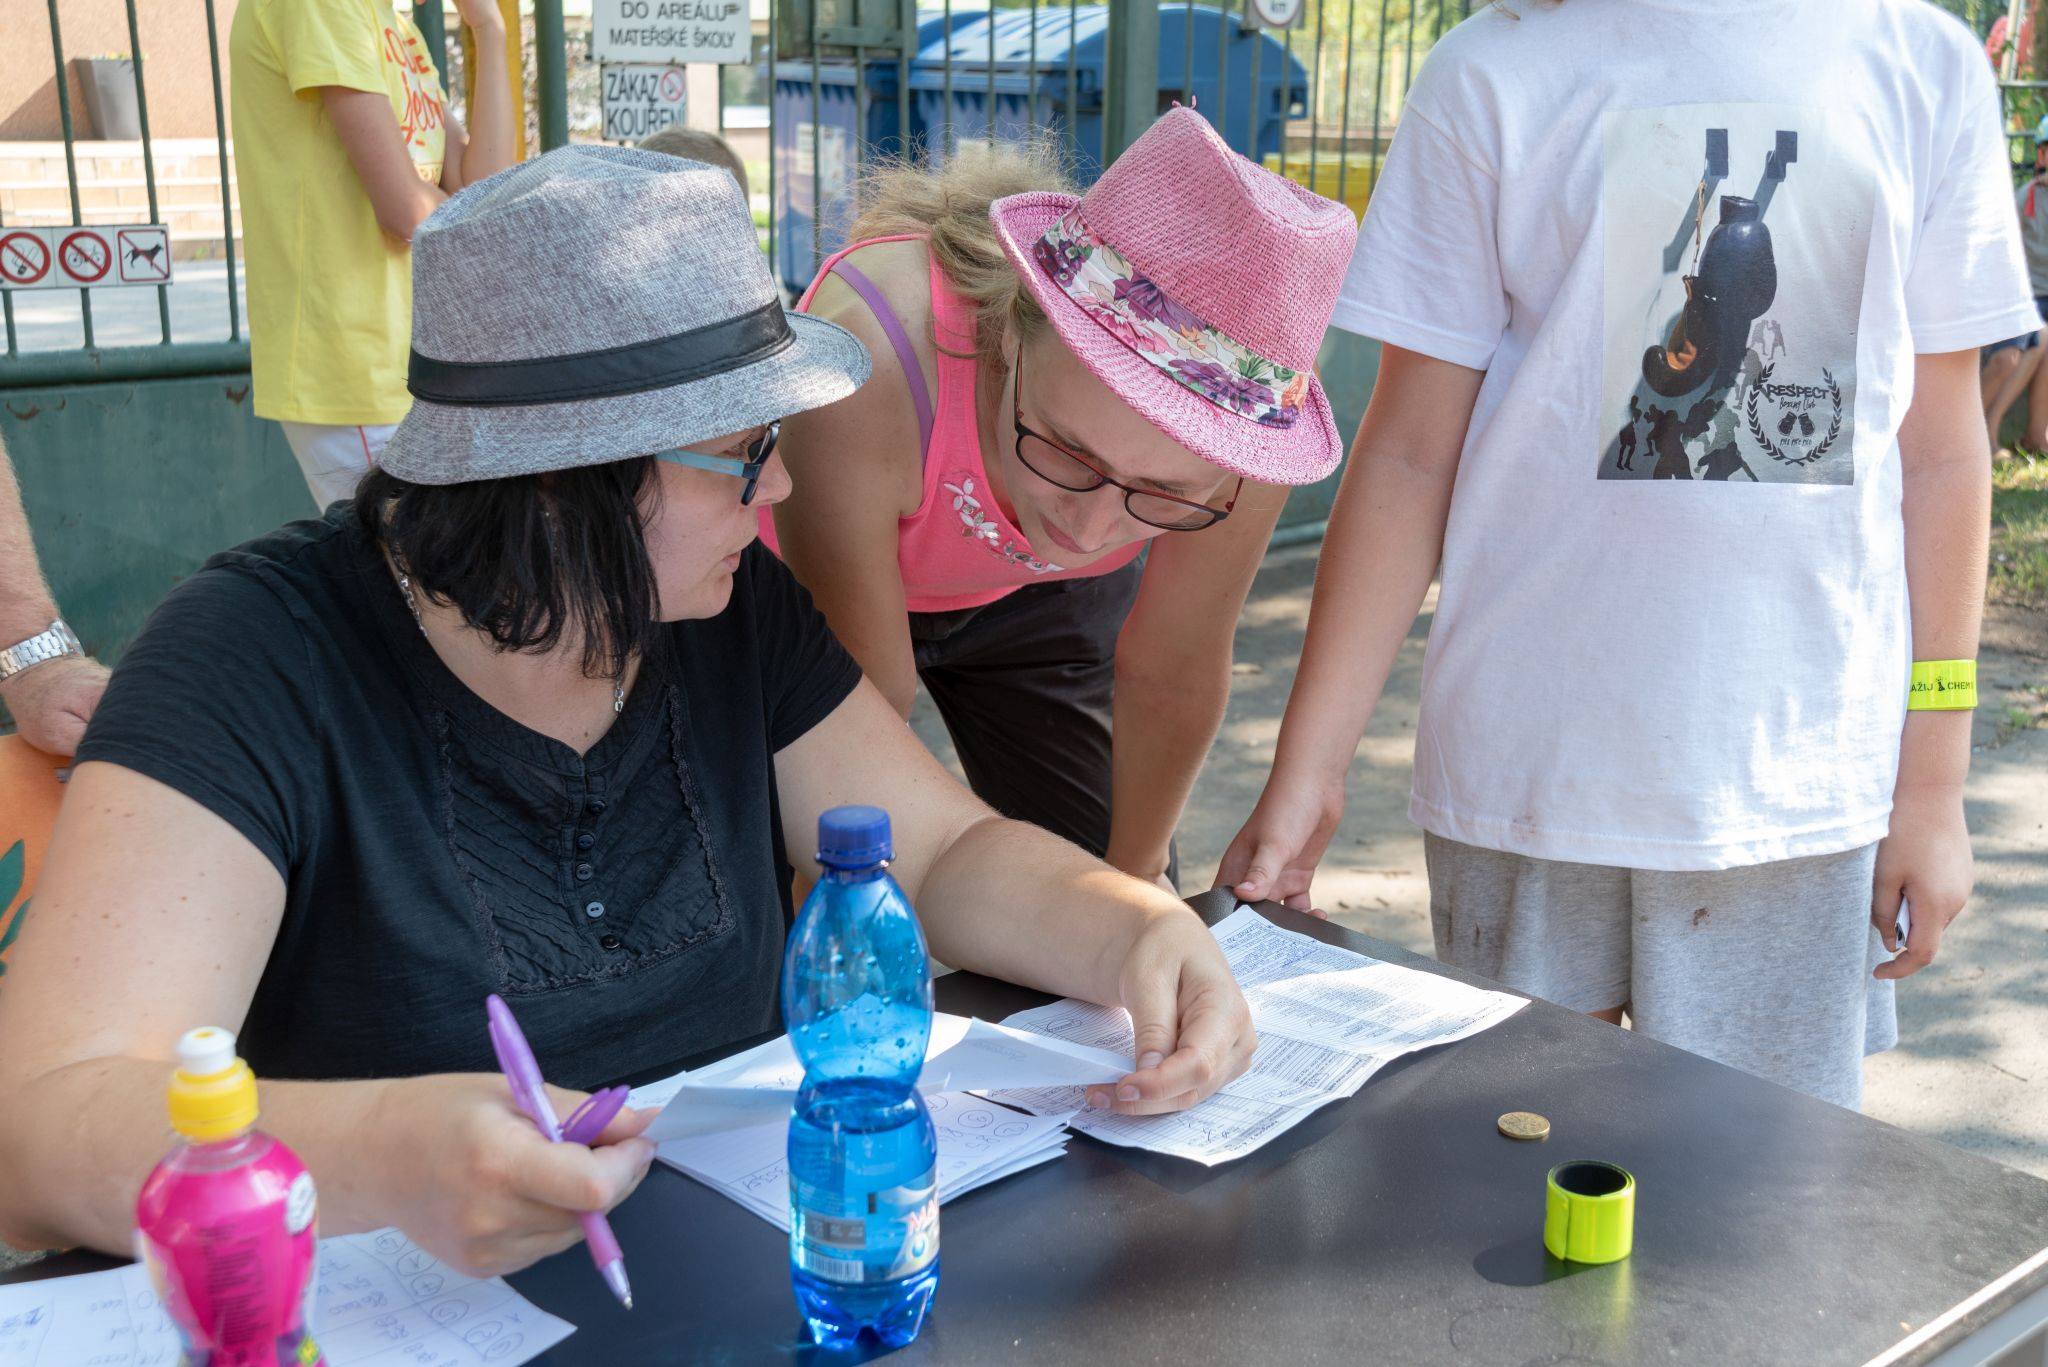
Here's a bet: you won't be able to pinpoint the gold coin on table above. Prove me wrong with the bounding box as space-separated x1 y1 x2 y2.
1497 1111 1551 1141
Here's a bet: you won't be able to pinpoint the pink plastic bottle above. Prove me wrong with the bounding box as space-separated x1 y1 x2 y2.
134 1027 324 1367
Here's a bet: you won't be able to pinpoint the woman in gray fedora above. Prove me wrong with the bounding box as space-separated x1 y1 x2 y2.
0 147 1255 1278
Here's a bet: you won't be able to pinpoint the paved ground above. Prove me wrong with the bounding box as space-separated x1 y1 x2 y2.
6 260 245 352
913 542 2048 1178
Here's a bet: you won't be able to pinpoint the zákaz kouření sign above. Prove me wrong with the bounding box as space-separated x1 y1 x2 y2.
602 64 688 141
592 0 750 65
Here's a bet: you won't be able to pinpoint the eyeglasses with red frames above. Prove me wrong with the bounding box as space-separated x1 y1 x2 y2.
1011 353 1241 532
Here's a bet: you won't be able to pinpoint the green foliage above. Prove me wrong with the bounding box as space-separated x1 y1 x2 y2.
1992 452 2048 607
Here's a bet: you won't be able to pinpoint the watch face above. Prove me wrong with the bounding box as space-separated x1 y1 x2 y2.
1250 0 1301 27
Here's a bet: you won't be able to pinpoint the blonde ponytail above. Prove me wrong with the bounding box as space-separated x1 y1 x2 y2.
848 136 1077 369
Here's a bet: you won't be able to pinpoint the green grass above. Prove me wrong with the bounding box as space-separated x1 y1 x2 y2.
1992 451 2048 608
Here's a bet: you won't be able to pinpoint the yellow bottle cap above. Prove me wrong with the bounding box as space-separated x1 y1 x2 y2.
166 1026 258 1143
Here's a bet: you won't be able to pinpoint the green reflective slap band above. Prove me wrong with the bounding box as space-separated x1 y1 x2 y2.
1544 1161 1635 1265
1908 659 1978 712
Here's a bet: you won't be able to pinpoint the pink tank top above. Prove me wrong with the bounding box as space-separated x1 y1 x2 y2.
759 235 1142 614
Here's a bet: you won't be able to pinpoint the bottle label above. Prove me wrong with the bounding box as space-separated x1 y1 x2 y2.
792 1165 939 1285
133 1139 324 1364
285 1171 318 1235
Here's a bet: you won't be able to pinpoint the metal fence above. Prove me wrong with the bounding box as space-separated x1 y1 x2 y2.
0 0 2034 390
1 0 247 385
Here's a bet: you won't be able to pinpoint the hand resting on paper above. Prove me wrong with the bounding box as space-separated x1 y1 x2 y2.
1084 906 1257 1116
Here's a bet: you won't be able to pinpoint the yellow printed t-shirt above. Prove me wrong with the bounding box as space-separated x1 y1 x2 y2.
230 0 447 425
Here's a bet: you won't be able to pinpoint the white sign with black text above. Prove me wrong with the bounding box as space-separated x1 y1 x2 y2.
591 0 750 65
602 63 689 142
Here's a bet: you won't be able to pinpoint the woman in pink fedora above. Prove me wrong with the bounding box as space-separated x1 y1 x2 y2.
767 109 1355 889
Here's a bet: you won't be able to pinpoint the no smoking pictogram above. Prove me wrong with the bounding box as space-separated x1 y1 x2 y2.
0 231 49 287
58 229 111 285
660 68 686 103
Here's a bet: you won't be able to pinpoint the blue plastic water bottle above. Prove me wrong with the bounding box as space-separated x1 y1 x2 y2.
783 805 940 1348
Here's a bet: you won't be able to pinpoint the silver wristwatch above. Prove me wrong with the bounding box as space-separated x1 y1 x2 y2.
0 619 82 683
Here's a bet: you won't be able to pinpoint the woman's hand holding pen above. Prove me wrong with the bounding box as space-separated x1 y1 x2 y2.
366 1074 656 1278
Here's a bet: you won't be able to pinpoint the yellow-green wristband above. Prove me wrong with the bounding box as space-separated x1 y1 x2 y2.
1908 659 1977 712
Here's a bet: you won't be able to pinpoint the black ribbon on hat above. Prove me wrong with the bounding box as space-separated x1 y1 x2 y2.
407 301 794 407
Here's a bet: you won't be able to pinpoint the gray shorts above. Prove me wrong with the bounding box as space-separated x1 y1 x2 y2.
1423 834 1898 1110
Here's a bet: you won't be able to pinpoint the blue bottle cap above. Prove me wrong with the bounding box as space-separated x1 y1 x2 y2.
817 805 892 869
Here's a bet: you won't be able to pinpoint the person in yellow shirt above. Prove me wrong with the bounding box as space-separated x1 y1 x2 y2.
231 0 516 507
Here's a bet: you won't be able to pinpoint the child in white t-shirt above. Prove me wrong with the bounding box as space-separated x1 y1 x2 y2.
1220 0 2032 1108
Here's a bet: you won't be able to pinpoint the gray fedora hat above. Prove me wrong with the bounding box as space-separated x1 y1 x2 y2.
378 144 870 485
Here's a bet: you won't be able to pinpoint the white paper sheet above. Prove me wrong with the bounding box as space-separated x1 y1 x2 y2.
637 1014 1127 1142
989 907 1527 1165
0 1227 573 1367
654 1092 1074 1231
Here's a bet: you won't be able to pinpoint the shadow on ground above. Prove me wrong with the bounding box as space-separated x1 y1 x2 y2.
912 544 2048 1178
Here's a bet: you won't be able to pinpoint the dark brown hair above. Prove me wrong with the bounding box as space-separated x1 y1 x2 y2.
354 458 662 680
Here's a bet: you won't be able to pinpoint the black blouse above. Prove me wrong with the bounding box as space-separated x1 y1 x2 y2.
77 507 862 1088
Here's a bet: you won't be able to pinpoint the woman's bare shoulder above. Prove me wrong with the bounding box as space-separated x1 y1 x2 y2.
804 236 935 339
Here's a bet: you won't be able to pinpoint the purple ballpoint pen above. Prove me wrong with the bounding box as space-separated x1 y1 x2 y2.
561 1086 630 1147
485 995 635 1309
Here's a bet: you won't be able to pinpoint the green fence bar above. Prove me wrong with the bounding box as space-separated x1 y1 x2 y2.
809 0 823 270
1335 0 1357 205
1182 0 1195 104
1029 0 1041 139
415 1 451 86
1402 0 1418 109
1308 0 1323 184
0 342 253 389
204 0 242 341
122 0 173 346
535 0 569 150
1245 0 1262 151
1105 0 1159 161
899 0 913 178
1066 0 1079 162
943 0 955 156
44 0 93 350
1279 17 1292 176
1215 0 1230 137
1365 0 1387 194
854 0 870 174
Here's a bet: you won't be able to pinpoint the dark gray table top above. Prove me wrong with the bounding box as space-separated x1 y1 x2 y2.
9 895 2047 1365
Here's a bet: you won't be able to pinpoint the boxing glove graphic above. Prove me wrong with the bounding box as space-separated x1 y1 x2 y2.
1643 195 1778 398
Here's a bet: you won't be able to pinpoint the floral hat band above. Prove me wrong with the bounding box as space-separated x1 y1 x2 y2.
1030 209 1310 431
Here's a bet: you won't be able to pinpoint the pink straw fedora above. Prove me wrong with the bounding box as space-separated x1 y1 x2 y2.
989 107 1357 486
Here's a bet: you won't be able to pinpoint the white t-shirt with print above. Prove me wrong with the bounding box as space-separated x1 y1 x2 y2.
1332 0 2034 870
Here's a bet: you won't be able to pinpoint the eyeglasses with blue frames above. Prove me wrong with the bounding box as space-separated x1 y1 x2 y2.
652 421 780 505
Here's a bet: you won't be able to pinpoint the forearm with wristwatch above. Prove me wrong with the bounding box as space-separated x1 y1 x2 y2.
0 616 107 757
0 619 84 686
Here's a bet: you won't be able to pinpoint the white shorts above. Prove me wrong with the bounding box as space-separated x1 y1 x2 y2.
1423 833 1897 1110
279 421 396 509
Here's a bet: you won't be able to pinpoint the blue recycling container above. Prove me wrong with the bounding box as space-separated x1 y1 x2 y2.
773 11 980 295
909 5 1304 179
774 3 1306 294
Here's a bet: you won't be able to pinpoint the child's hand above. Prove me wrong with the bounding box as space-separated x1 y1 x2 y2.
1215 777 1345 913
1871 786 1973 980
